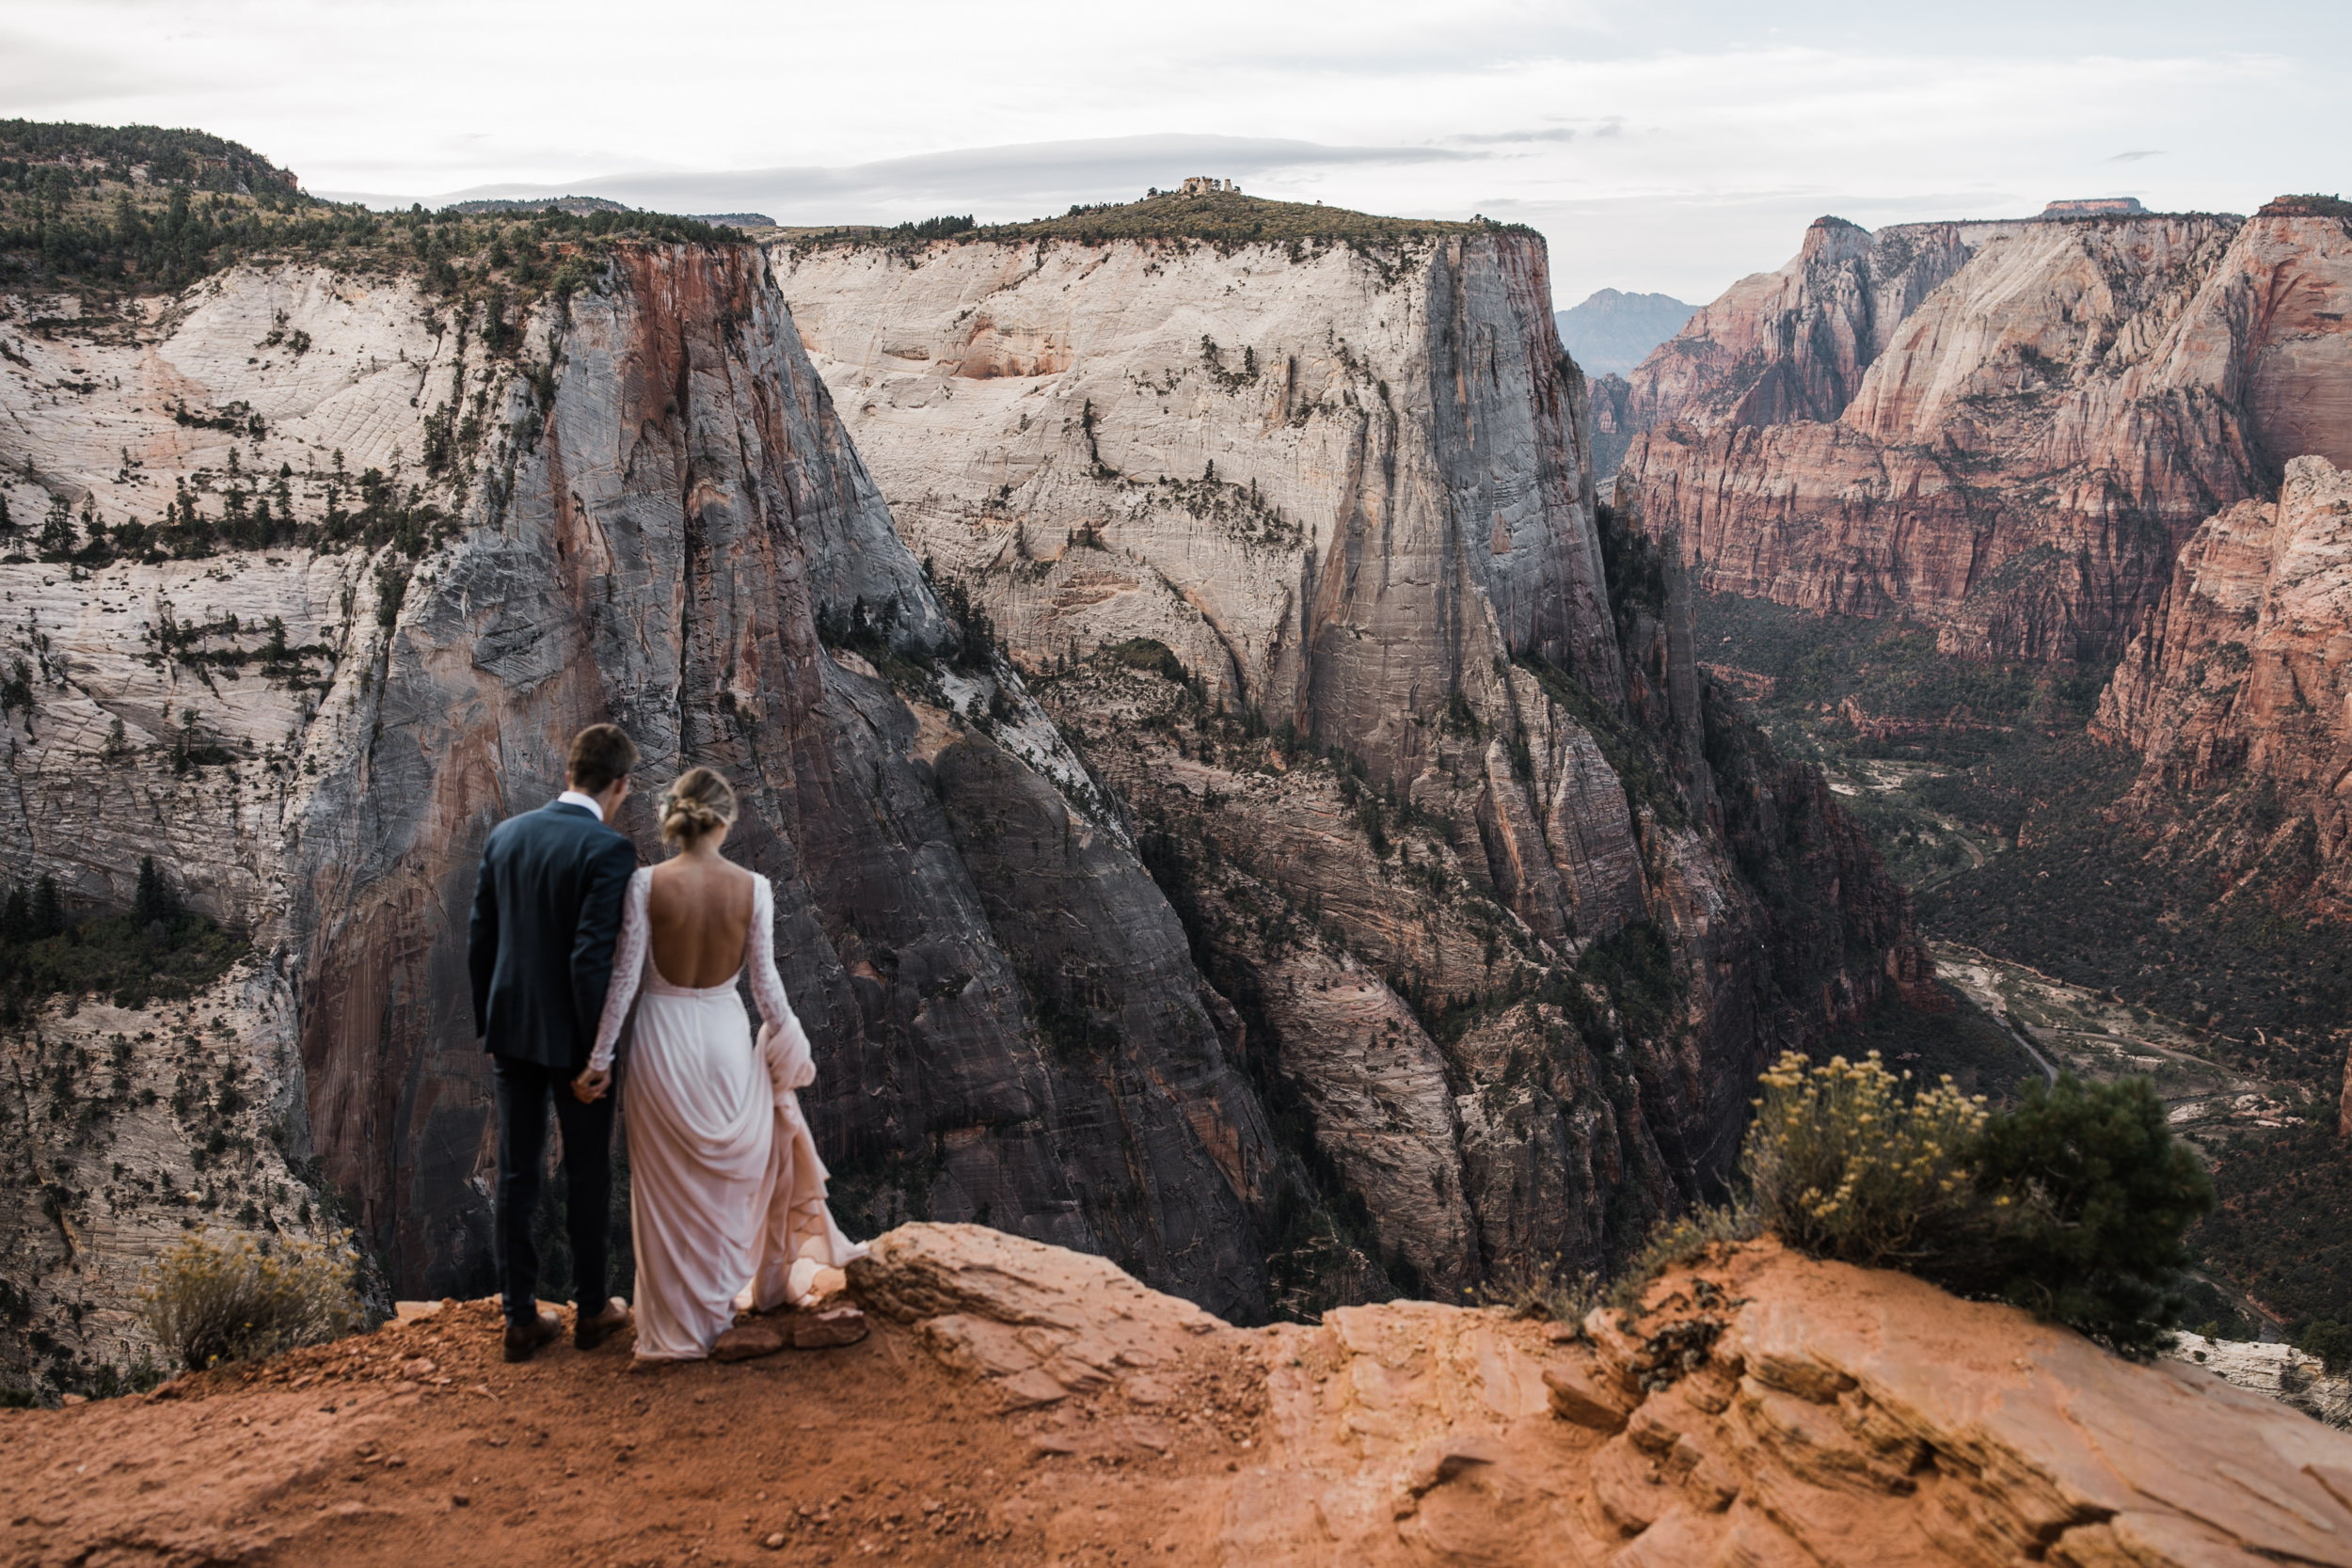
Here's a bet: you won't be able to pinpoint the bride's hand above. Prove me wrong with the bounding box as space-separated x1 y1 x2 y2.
572 1068 612 1103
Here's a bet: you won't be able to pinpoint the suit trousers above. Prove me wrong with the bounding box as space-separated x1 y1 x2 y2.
490 1053 614 1325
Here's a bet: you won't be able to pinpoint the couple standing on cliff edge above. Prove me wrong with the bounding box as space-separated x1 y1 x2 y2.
466 723 866 1364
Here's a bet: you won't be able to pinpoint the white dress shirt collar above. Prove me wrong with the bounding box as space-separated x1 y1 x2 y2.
555 789 605 822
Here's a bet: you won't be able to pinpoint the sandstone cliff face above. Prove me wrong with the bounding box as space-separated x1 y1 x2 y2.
777 232 1926 1293
771 232 1623 761
1624 215 2006 433
0 248 1281 1326
2092 456 2352 914
1627 207 2352 661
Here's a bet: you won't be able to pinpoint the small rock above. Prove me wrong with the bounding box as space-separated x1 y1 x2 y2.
400 1357 437 1379
452 1493 470 1508
59 1393 86 1406
762 1531 787 1549
1030 1435 1080 1456
714 1324 787 1362
791 1306 868 1349
1543 1359 1633 1433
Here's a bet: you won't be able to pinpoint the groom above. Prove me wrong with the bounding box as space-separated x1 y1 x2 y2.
468 722 642 1362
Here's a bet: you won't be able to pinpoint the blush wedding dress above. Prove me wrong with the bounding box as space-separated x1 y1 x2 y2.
589 868 866 1361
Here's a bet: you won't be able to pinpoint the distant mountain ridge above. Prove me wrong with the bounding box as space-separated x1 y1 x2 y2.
1552 288 1696 378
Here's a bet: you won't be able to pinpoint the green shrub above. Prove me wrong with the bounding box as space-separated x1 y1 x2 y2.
1947 1074 2214 1355
1743 1053 2213 1355
136 1230 359 1371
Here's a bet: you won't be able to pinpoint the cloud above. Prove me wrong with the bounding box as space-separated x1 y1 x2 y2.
1448 127 1582 145
2105 149 2166 162
0 26 162 107
361 134 1489 222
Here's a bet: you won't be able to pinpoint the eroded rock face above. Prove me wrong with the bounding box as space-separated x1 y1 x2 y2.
1626 207 2352 662
2167 1330 2352 1428
0 249 1279 1323
771 232 1623 760
1623 215 2006 434
850 1221 2352 1567
2092 456 2352 915
777 231 1928 1294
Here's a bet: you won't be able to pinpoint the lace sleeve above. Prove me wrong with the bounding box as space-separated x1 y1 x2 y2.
588 870 651 1072
747 877 814 1085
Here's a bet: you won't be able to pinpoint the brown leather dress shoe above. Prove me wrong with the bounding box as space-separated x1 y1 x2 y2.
575 1297 632 1352
502 1309 563 1363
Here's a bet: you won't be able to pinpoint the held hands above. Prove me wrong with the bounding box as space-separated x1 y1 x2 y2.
572 1067 612 1103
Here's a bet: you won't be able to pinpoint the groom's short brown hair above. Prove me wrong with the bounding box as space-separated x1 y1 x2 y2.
566 724 639 794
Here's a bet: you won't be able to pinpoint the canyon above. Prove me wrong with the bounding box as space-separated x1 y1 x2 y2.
2 163 1926 1395
777 212 1928 1297
6 1221 2348 1567
1622 200 2352 662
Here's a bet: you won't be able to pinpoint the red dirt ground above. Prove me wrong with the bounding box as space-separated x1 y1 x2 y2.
0 1297 1271 1567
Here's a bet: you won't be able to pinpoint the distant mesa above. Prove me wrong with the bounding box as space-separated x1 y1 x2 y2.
689 213 776 230
1173 176 1238 197
2042 196 2145 217
445 195 635 216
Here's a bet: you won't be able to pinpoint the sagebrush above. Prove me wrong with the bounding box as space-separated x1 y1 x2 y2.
1744 1051 1987 1265
137 1230 360 1370
1742 1052 2213 1355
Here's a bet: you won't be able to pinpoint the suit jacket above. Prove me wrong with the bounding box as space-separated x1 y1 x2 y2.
468 801 640 1071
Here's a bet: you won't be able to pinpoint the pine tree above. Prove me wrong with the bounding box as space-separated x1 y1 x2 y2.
0 883 28 943
30 876 62 939
134 856 177 926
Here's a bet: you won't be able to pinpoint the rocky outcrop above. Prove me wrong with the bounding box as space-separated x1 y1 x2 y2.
2092 456 2352 914
1623 215 2005 434
859 1223 2352 1564
1627 205 2352 661
2168 1329 2352 1427
19 1223 2343 1565
778 228 1926 1293
0 247 1280 1333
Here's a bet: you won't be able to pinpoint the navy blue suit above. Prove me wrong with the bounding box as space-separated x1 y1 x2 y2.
468 800 639 1323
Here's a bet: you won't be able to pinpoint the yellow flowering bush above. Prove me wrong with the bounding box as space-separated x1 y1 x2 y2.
1741 1051 1989 1266
137 1230 361 1371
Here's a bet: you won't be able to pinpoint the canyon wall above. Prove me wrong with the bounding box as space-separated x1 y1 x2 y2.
773 231 1624 760
1625 203 2352 661
776 229 1929 1296
2093 455 2352 914
3 214 1931 1365
0 246 1281 1333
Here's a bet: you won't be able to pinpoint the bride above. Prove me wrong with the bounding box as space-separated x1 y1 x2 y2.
575 767 866 1361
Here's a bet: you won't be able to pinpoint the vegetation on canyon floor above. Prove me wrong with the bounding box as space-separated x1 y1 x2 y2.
1692 587 2352 1338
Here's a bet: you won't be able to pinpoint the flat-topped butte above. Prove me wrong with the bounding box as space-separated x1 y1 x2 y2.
776 189 1532 255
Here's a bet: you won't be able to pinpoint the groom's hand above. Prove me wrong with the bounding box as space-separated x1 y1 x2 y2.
572 1068 611 1103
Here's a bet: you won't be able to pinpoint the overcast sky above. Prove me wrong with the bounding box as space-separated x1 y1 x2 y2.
3 0 2340 307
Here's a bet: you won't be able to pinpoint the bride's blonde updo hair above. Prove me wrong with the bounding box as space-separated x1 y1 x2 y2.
658 767 738 847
